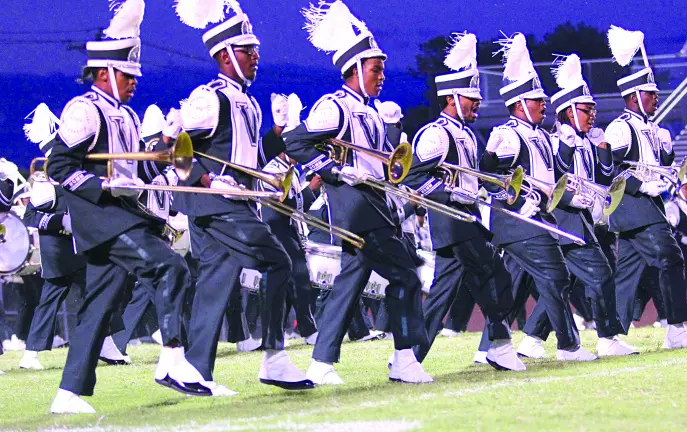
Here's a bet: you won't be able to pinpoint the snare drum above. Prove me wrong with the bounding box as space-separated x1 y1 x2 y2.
0 213 41 276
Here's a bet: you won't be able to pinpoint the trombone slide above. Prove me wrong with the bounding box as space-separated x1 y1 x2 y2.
106 183 283 199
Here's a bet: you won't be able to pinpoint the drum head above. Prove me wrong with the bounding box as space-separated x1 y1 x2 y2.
0 213 31 275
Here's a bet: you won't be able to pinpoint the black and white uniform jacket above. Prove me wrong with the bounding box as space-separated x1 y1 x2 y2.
0 179 13 212
23 181 86 279
403 113 488 250
552 128 614 245
605 109 674 233
283 85 395 234
175 73 284 218
259 156 316 236
479 116 559 246
46 86 165 252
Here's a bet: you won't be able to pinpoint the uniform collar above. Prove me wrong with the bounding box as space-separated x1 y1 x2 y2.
342 84 369 105
91 85 120 109
510 115 538 131
624 108 649 123
219 73 247 93
440 112 464 129
275 156 291 170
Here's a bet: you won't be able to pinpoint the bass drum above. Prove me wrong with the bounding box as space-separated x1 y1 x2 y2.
0 213 41 276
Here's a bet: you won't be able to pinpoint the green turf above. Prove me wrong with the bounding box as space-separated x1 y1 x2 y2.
1 328 686 431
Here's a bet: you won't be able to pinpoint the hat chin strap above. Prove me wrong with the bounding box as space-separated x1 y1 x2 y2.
572 103 582 132
520 96 534 124
453 91 464 122
108 67 121 103
635 89 647 118
357 58 368 99
228 47 252 87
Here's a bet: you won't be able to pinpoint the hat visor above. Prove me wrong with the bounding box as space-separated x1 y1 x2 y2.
522 89 548 100
455 89 483 101
231 35 261 46
637 83 660 93
115 64 142 77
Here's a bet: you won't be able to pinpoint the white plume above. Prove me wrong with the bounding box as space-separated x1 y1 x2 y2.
607 25 645 66
141 104 166 137
23 103 60 144
103 0 145 39
175 0 242 29
552 54 583 89
444 33 477 72
302 1 367 53
494 32 534 81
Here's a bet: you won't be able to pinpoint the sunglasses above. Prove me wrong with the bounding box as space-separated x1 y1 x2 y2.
576 107 597 116
233 46 259 57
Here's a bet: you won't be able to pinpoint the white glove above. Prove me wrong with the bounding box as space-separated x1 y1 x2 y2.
286 93 303 130
657 127 672 154
449 187 477 205
680 236 687 246
103 177 145 198
374 99 403 124
556 122 577 147
518 198 540 218
587 127 606 147
0 159 19 182
569 194 594 209
485 132 504 153
210 175 247 200
162 108 182 140
337 166 366 186
62 213 72 234
271 93 289 127
639 179 670 197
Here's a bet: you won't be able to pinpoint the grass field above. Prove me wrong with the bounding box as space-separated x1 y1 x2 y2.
1 327 686 431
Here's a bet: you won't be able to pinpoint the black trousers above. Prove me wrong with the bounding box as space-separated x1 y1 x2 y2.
112 280 154 354
414 235 513 363
26 269 86 352
445 286 477 333
277 227 317 338
60 226 190 396
313 226 427 363
633 267 666 321
523 240 623 341
615 222 687 330
480 235 578 351
12 274 43 340
186 208 291 381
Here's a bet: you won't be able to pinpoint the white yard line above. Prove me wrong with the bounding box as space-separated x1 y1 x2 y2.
33 358 687 432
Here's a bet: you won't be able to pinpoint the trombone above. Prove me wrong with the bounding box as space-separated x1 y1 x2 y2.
521 174 569 213
322 139 476 223
436 163 524 205
194 152 366 249
565 175 626 216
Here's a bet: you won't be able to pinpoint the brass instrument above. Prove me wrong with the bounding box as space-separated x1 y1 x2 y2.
322 139 476 223
30 157 47 176
194 153 366 248
325 138 413 184
436 163 524 205
447 187 586 246
619 158 687 187
565 175 626 216
521 174 569 213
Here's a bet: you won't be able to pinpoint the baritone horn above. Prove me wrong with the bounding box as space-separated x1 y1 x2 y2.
566 175 626 216
436 163 524 205
619 158 687 187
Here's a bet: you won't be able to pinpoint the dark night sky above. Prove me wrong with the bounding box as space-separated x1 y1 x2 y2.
1 0 685 75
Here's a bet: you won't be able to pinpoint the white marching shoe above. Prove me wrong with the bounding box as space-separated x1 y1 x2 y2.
473 351 488 364
259 350 315 390
556 346 598 362
99 336 131 365
156 347 237 397
663 324 687 349
50 389 96 414
486 340 526 371
237 336 262 352
389 349 433 383
517 335 547 359
439 328 462 338
306 360 344 385
304 332 318 346
19 350 45 370
2 334 26 351
596 336 639 357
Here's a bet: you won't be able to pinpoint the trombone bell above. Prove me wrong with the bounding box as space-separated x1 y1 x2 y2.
325 139 413 184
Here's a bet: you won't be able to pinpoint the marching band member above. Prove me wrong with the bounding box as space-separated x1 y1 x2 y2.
45 1 195 413
478 33 596 362
284 0 431 384
402 33 523 371
0 162 15 374
604 26 687 348
173 0 313 393
515 53 636 358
